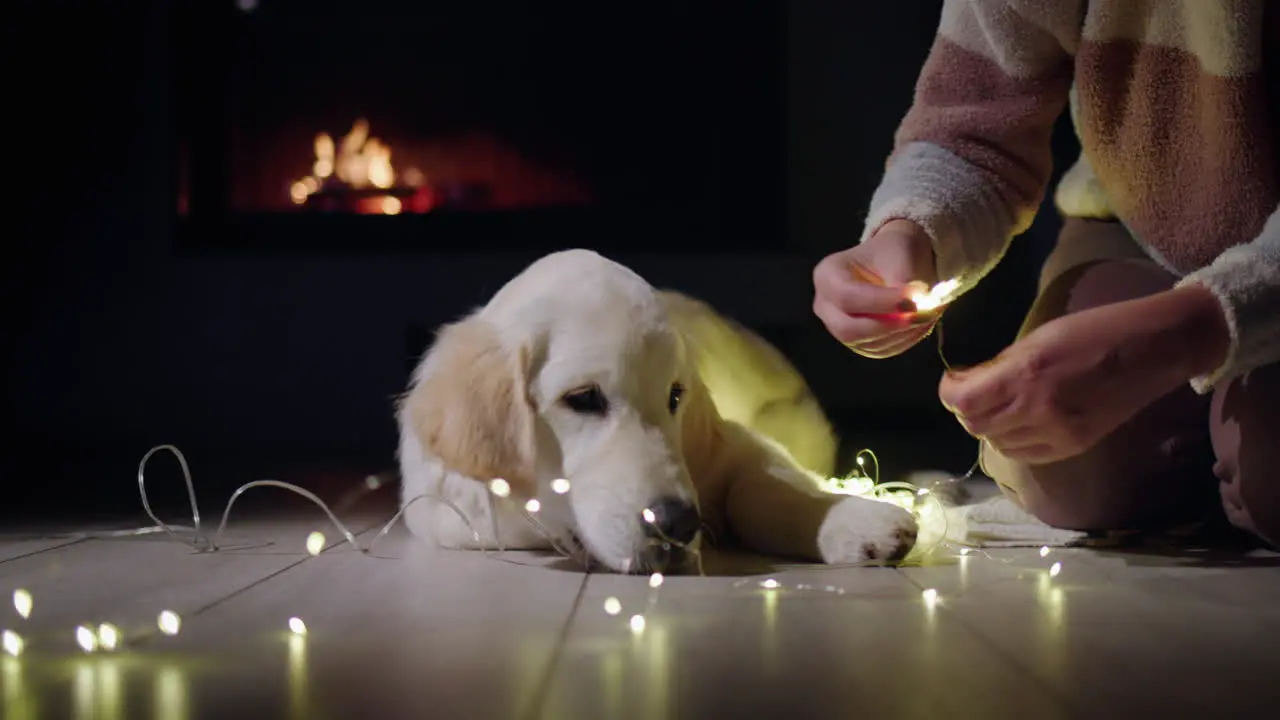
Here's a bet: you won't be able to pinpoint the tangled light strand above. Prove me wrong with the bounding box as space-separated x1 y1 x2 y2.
131 444 495 557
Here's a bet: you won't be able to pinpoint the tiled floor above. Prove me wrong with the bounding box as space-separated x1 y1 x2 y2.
3 512 1279 719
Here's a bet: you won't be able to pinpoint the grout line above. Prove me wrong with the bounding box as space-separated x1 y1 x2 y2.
0 537 91 565
125 518 390 648
521 571 592 720
893 567 1084 718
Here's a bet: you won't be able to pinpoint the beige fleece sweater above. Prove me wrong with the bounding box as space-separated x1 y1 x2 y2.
862 0 1280 393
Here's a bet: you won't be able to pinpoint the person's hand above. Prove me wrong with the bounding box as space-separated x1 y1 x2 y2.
812 220 942 358
937 286 1231 464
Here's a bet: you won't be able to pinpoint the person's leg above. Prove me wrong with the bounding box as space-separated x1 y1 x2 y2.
979 218 1219 531
1212 362 1280 546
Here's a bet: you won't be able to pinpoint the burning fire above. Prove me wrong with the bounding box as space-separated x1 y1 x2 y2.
290 118 426 214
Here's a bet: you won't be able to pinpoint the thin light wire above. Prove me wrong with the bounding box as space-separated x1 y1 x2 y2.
134 444 490 557
935 318 982 483
129 437 969 575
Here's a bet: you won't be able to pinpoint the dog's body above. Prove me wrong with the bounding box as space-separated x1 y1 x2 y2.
397 250 917 573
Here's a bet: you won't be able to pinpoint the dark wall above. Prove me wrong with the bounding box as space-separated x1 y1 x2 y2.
5 1 1072 511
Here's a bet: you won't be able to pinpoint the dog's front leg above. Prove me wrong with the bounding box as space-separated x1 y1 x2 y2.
720 426 918 564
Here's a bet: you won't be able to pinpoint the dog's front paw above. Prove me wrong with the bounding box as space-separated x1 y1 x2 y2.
817 496 918 564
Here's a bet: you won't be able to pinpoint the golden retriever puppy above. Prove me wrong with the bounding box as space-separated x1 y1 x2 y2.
397 250 917 573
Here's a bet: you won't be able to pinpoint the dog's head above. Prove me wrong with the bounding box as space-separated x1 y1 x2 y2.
403 250 721 573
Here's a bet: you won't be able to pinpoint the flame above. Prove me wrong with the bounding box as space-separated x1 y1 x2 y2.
291 118 423 208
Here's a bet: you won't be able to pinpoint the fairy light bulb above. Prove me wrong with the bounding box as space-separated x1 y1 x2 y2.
524 499 541 513
648 573 664 589
856 456 865 467
306 531 326 556
629 614 646 634
922 588 939 608
2 630 23 657
76 625 98 652
488 479 511 498
550 478 571 495
603 597 622 616
288 617 308 635
97 623 121 651
12 589 32 619
760 578 780 589
1049 562 1062 578
910 278 960 312
1039 546 1051 557
641 508 657 525
157 610 181 636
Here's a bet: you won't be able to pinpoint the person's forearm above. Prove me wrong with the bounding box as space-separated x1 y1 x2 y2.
1139 285 1232 384
862 0 1079 297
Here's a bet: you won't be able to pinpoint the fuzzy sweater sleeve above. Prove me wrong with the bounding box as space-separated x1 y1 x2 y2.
861 0 1082 297
1175 206 1280 393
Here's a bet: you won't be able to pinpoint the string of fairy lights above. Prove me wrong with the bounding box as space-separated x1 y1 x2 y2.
1 279 1070 659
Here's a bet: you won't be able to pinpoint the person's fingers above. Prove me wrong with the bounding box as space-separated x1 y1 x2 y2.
938 362 1014 418
814 257 918 315
997 443 1062 464
953 394 1021 438
814 298 915 345
854 322 935 356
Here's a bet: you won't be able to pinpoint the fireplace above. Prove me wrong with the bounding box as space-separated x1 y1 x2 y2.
172 0 786 254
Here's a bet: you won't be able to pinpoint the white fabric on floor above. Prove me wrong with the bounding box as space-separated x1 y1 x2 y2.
942 478 1087 548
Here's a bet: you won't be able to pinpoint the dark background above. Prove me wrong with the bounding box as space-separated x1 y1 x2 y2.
4 0 1078 523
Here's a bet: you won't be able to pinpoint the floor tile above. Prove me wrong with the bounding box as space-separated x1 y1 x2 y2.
1 520 385 652
901 546 1280 717
18 529 589 719
539 565 1071 720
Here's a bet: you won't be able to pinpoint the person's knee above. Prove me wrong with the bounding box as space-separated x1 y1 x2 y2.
1212 364 1280 548
984 436 1215 532
982 442 1130 531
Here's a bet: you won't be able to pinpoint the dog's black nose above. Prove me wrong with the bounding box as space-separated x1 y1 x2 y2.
642 497 701 545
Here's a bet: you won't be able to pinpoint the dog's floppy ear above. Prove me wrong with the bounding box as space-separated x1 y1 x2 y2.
678 374 728 484
400 317 537 496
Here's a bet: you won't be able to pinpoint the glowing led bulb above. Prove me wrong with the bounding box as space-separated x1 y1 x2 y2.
306 531 326 556
288 617 307 635
603 597 622 616
524 499 541 513
641 508 657 524
2 629 23 657
629 614 646 634
959 547 971 556
917 488 930 496
1049 562 1062 578
97 623 121 651
365 474 382 490
488 479 511 498
922 588 939 607
158 610 182 636
550 478 571 495
1039 546 1051 557
76 625 98 652
12 589 32 619
856 456 865 466
760 578 780 589
910 278 960 312
648 573 664 589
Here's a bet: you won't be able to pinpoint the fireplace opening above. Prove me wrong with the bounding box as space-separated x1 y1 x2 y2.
173 0 786 253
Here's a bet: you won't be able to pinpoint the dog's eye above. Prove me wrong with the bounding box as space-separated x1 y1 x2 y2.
562 385 609 415
668 382 685 415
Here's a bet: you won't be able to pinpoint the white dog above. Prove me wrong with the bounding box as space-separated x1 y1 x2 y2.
396 250 918 573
